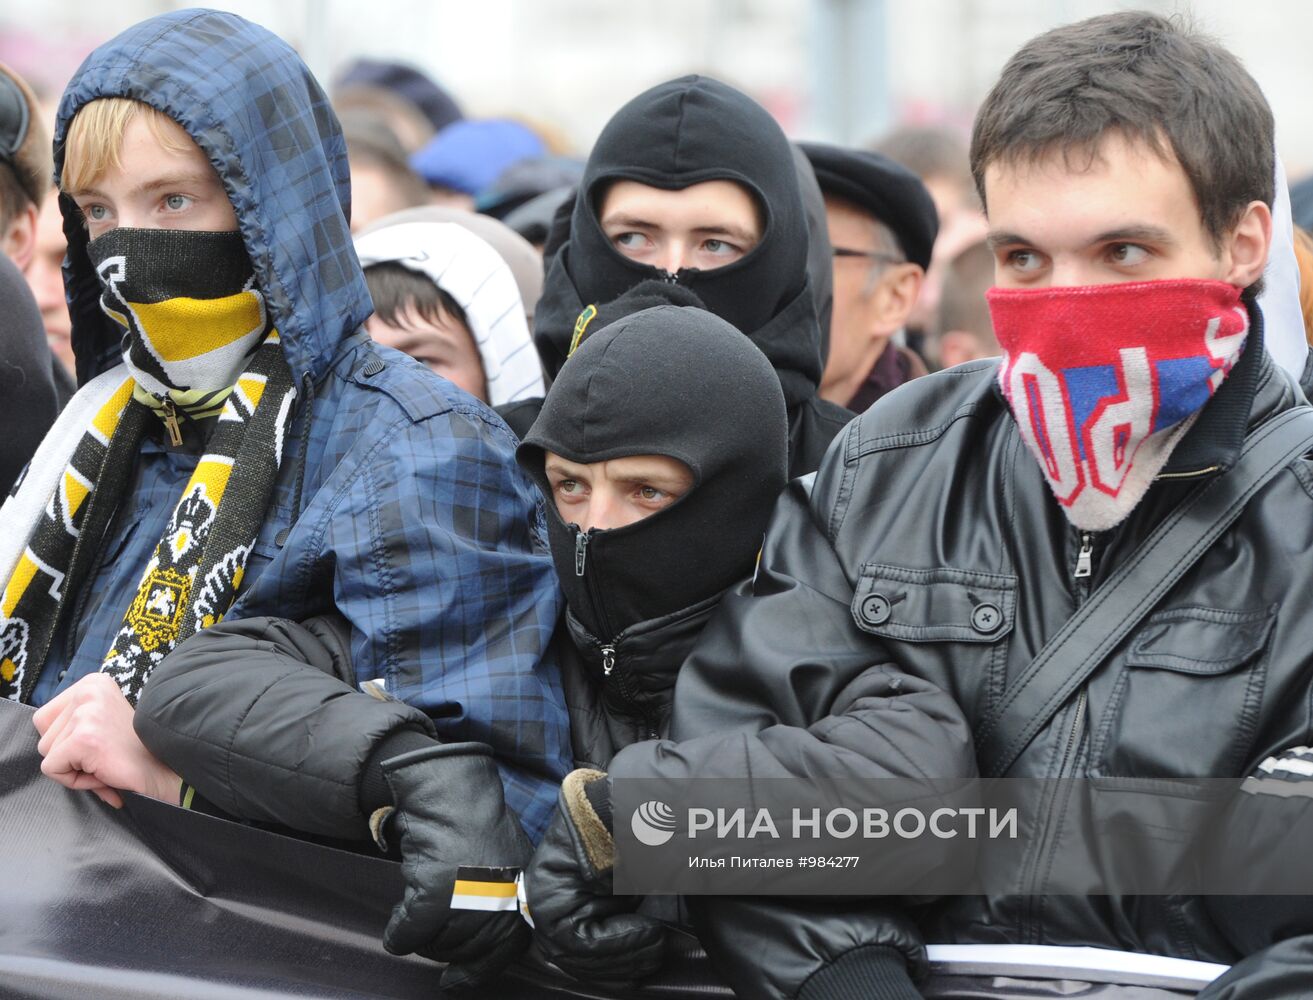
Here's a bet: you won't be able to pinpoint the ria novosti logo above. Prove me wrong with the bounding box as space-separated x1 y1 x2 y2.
630 800 677 846
627 801 1019 846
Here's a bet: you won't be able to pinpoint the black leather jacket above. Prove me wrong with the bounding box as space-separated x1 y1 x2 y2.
611 317 1313 999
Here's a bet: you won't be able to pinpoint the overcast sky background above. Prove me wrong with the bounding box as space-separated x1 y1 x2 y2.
4 0 1312 174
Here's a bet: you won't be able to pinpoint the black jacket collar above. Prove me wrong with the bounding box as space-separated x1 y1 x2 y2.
1161 297 1270 476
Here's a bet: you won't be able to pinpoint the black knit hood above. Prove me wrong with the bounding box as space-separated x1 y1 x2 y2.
533 75 822 411
519 302 788 640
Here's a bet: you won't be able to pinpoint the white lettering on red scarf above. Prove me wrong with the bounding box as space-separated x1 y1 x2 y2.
988 280 1249 530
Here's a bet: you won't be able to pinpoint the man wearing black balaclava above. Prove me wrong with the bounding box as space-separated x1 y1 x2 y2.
517 286 789 985
531 75 853 479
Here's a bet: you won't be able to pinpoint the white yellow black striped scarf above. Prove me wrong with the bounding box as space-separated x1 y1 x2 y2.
0 228 295 704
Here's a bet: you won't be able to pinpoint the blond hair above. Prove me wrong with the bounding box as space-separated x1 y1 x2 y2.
61 98 192 193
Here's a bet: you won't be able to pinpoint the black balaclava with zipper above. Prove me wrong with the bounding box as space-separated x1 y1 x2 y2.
534 75 820 409
518 298 788 641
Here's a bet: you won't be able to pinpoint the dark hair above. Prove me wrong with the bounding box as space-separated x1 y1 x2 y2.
363 261 468 330
0 158 30 230
970 11 1273 245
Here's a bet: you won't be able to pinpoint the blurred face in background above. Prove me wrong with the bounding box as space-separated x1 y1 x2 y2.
28 188 74 374
822 194 923 405
349 160 411 233
366 297 487 401
905 171 988 339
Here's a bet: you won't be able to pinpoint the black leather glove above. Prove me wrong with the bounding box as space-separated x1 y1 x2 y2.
525 768 666 984
378 742 532 991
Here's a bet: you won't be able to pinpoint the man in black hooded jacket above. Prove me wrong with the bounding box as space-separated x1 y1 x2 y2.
523 75 853 480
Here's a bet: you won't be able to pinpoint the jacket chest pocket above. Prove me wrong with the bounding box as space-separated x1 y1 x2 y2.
1090 605 1276 779
850 563 1017 711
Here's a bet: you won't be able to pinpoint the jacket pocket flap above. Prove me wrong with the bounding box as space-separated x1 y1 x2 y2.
851 563 1016 643
1127 605 1277 674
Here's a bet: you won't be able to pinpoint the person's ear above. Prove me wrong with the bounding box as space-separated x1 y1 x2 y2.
1 203 38 272
1222 199 1272 289
869 263 925 336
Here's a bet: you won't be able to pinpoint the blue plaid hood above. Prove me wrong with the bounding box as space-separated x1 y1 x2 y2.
40 9 570 841
54 8 371 386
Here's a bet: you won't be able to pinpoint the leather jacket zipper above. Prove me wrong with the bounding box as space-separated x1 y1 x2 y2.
1057 532 1095 779
600 642 659 740
1074 532 1093 579
1022 529 1097 935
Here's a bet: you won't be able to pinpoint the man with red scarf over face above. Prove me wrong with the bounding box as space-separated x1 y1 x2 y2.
555 12 1313 1000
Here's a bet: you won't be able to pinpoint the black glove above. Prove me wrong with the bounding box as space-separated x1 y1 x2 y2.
378 742 533 991
525 768 666 984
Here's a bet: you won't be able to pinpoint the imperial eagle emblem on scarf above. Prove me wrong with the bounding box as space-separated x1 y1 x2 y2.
102 484 217 696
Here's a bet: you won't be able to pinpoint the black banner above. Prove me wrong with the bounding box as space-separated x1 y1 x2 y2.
0 700 1217 998
0 699 631 998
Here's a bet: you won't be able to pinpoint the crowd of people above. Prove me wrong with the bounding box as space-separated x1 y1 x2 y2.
2 6 1313 998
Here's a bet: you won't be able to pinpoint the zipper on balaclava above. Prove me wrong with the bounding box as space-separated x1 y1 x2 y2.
572 523 655 729
574 527 590 575
572 525 616 640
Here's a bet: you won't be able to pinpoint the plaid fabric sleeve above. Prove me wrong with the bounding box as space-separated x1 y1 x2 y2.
323 402 569 843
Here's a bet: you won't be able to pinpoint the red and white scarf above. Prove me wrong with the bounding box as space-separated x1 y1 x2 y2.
989 280 1248 530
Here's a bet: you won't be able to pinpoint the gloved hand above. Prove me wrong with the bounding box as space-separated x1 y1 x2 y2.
525 768 666 984
378 742 533 991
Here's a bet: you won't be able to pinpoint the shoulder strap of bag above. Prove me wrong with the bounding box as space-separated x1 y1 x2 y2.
977 406 1313 779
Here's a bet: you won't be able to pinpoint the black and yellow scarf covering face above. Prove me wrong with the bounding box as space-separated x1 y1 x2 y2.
0 228 295 705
